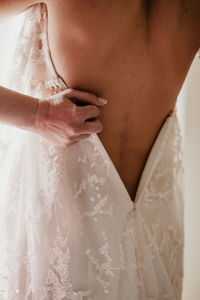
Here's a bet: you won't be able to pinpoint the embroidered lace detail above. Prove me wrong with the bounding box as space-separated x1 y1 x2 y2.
42 227 91 300
85 230 126 294
0 2 184 300
133 112 184 300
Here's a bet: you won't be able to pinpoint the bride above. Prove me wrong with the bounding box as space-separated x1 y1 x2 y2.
0 1 199 299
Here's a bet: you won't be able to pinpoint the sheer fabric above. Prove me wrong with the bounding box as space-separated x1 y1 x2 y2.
0 4 184 300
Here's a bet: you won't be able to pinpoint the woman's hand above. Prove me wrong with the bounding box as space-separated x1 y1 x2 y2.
34 88 107 147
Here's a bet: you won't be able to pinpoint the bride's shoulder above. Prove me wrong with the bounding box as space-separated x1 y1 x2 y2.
147 0 200 24
146 0 200 53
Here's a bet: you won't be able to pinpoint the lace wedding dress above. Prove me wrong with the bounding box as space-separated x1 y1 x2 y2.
0 3 184 300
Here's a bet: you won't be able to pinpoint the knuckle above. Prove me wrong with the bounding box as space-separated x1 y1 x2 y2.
68 122 76 131
90 105 100 114
74 107 83 118
64 136 76 147
70 127 77 135
64 141 70 147
67 135 73 141
70 103 77 114
70 125 79 135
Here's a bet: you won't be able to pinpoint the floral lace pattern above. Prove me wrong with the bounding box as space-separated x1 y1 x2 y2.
0 3 184 300
42 227 92 300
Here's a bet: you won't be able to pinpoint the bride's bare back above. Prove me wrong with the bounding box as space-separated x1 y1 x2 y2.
1 0 200 200
45 0 200 200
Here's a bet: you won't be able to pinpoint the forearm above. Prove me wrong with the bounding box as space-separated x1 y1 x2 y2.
0 86 39 131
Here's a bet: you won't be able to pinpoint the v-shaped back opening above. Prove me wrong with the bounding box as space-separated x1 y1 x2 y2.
131 109 176 204
96 109 176 205
38 3 178 207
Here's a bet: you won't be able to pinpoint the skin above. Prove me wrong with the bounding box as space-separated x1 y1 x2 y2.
35 89 106 146
0 0 200 201
0 86 106 146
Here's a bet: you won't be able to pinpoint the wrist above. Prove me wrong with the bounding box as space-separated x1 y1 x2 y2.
34 98 50 130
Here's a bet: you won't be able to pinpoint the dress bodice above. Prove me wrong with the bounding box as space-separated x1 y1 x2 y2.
0 4 184 300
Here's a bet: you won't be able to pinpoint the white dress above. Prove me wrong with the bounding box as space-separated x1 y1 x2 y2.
0 4 184 300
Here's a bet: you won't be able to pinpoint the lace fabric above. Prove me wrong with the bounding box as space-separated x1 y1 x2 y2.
0 3 184 300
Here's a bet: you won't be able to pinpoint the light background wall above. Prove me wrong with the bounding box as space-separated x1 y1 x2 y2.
0 13 200 300
178 56 200 300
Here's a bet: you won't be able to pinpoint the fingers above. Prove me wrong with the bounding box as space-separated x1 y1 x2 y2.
76 105 101 121
40 88 106 147
62 88 107 107
81 119 103 134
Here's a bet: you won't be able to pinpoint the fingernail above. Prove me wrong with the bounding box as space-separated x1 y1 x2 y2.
98 97 107 105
